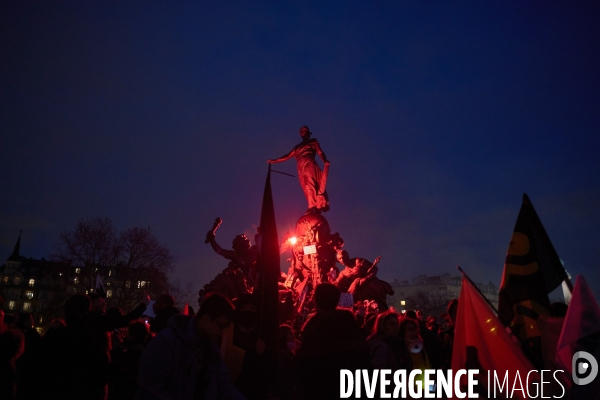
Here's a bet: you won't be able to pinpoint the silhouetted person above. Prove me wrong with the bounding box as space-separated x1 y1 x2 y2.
220 294 256 383
109 320 152 400
87 293 149 358
149 294 179 334
41 294 107 400
106 306 128 360
0 296 24 400
270 324 298 400
441 298 458 370
300 282 340 339
361 312 378 340
135 293 244 400
414 310 443 370
82 292 149 399
233 293 277 400
15 313 42 400
295 283 371 400
43 318 65 341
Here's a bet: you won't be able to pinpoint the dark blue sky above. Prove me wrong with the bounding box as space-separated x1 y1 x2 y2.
2 1 599 303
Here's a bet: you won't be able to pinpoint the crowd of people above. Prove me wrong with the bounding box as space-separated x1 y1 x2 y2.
0 284 460 400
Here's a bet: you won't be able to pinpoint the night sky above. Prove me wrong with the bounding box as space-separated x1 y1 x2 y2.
2 2 599 304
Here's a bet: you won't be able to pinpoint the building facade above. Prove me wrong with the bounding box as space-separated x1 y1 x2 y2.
387 272 499 316
0 233 164 328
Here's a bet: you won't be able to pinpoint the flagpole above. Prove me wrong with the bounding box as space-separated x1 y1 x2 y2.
562 277 573 294
270 169 295 178
562 277 573 304
456 265 500 315
257 163 282 349
257 166 269 339
257 164 278 343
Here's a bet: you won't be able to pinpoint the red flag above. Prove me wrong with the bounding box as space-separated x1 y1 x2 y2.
556 275 600 376
452 275 536 400
256 168 281 349
537 315 564 368
182 303 189 316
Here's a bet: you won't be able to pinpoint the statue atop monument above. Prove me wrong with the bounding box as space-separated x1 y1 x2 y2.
201 125 395 320
268 125 330 214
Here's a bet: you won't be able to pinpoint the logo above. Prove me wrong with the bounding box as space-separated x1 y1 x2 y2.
572 351 598 386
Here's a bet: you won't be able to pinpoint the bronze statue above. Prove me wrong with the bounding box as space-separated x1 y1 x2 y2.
206 230 258 279
281 213 343 317
197 264 251 304
268 126 330 214
203 220 259 301
200 222 257 302
335 249 394 310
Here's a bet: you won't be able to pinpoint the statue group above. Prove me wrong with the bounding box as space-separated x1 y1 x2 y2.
200 125 394 319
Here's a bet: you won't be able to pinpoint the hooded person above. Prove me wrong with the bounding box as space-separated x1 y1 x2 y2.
149 294 180 334
135 293 244 400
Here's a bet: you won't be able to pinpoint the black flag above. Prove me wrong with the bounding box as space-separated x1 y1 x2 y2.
256 168 280 349
498 193 568 366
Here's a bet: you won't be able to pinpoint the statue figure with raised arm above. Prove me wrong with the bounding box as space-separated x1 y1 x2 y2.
206 230 258 280
268 125 330 214
199 220 259 302
335 249 394 311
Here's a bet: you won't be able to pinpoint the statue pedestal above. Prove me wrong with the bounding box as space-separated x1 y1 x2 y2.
284 212 343 315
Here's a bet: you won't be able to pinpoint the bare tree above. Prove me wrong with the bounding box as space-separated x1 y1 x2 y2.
54 217 120 267
51 217 181 312
119 226 174 272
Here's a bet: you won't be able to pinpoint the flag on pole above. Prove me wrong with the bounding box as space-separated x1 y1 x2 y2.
452 275 537 400
498 194 568 366
255 167 281 349
562 280 572 305
95 273 106 298
556 275 600 376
